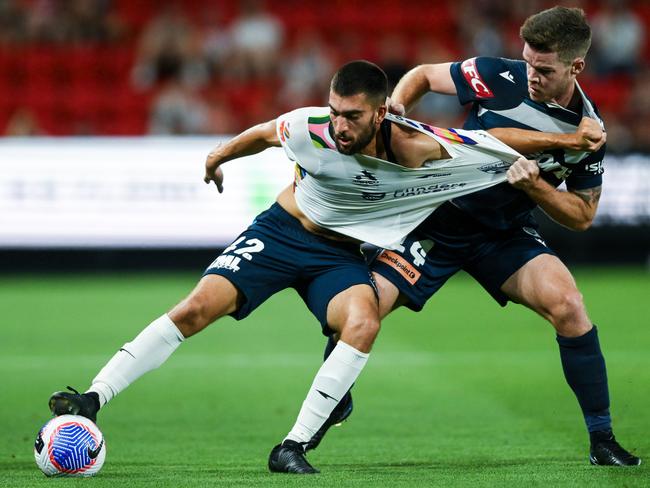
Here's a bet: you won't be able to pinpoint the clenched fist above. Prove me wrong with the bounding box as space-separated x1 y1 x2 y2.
506 157 540 191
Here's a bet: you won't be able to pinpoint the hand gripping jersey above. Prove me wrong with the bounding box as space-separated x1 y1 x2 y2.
447 56 606 230
276 107 522 249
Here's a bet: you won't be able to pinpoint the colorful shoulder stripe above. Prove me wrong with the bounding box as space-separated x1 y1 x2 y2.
308 115 336 150
420 125 477 145
389 114 477 145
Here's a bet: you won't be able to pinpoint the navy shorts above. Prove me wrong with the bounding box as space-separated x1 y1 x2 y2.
370 203 555 310
203 203 374 334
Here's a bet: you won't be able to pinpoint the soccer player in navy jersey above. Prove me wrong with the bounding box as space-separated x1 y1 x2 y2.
314 7 640 466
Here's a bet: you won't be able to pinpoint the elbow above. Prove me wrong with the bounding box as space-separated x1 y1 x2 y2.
569 217 594 232
565 204 597 231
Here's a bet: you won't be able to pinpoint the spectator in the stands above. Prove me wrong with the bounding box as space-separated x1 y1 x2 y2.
279 33 333 107
199 6 234 79
23 0 123 44
0 0 28 44
148 57 210 135
5 108 43 136
131 3 208 90
458 0 507 57
624 68 650 153
229 0 284 79
377 33 409 92
591 0 645 75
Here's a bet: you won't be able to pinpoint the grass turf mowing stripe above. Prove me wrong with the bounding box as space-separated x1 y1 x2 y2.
1 268 647 486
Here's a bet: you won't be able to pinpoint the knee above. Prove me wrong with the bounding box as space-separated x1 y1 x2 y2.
169 297 215 338
547 290 590 336
339 315 381 353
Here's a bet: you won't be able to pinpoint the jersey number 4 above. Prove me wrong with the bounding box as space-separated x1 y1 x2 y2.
394 239 433 267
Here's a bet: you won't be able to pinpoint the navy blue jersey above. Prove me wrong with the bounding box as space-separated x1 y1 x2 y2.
442 56 605 230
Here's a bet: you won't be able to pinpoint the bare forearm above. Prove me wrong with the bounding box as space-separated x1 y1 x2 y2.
214 120 279 166
488 127 581 154
489 116 606 154
525 181 598 231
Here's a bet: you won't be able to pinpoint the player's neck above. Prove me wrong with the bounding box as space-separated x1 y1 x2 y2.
554 81 580 110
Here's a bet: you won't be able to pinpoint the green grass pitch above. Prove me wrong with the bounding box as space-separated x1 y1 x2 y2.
1 267 648 487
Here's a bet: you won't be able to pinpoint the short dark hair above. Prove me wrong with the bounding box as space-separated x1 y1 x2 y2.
520 7 592 63
330 60 388 106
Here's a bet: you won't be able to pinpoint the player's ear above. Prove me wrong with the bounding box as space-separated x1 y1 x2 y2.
376 103 387 125
570 58 585 76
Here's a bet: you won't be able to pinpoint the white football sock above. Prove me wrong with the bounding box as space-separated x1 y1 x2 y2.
284 340 369 445
87 314 185 407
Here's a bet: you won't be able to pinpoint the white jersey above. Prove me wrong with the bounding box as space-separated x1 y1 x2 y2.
276 107 522 249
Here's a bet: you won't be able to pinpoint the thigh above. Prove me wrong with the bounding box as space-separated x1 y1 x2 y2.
297 242 375 335
464 227 555 306
203 207 300 321
500 253 591 331
501 253 574 306
169 274 240 335
369 231 465 312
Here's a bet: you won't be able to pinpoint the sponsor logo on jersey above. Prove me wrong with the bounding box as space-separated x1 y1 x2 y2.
522 227 547 246
207 254 241 272
534 152 573 180
353 170 379 186
416 172 452 179
394 182 467 198
587 160 604 174
376 250 421 285
536 153 562 172
361 191 386 201
461 58 494 99
478 161 510 174
552 166 572 180
499 70 515 83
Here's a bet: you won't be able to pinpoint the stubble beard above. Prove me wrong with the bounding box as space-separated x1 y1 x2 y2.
335 122 378 155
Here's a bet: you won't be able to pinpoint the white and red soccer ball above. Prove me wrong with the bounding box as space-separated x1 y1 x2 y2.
34 415 106 477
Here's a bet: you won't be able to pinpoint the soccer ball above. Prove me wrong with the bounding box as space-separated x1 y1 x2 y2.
34 415 106 477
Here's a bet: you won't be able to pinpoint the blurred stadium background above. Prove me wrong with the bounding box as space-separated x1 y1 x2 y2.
0 0 649 266
1 1 649 485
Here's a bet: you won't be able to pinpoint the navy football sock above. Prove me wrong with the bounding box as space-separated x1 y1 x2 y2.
556 325 611 433
323 335 337 361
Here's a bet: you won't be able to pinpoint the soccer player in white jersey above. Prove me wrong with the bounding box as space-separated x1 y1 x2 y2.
315 7 640 467
47 60 605 474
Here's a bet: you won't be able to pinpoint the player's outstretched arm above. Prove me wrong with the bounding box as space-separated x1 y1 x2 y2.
204 119 280 192
390 63 455 115
487 117 606 155
506 157 601 231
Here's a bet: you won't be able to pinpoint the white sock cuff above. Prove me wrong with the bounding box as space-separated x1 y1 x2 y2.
156 314 185 344
87 384 111 408
331 340 369 367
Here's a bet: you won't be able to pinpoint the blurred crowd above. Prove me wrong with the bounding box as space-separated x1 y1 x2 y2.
0 0 648 153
